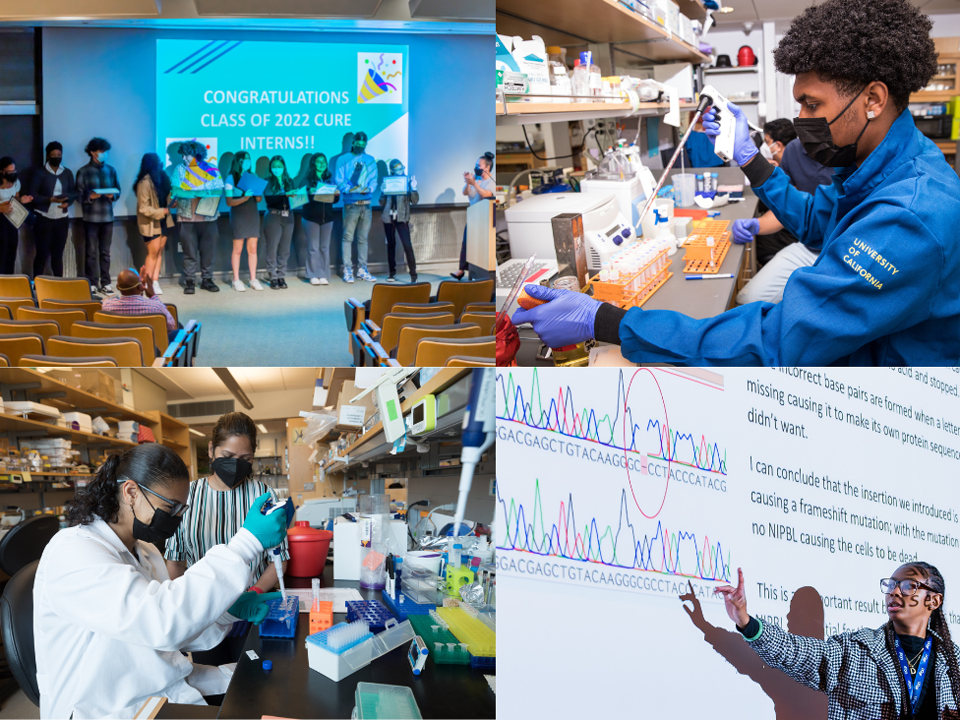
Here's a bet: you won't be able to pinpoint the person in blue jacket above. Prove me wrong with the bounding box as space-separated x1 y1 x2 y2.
513 0 960 366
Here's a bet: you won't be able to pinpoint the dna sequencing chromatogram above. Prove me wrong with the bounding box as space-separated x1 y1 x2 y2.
496 368 733 584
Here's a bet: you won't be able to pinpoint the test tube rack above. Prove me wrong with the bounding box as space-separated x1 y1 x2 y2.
586 247 672 310
306 619 416 683
682 220 731 274
408 615 470 665
346 600 396 634
259 596 299 639
310 600 334 634
355 682 423 720
436 608 496 658
380 589 436 622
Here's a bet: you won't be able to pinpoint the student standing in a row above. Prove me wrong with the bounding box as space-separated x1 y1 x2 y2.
29 142 76 278
0 156 32 274
75 138 119 293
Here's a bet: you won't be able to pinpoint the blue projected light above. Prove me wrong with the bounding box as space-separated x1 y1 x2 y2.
155 39 409 179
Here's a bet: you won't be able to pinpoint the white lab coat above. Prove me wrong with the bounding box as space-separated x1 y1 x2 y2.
34 517 262 719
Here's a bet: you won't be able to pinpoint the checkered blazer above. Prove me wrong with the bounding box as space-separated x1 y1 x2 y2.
749 621 959 719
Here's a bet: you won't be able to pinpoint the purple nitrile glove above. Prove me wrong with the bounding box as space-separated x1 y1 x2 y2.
701 101 758 166
511 284 603 349
732 218 760 244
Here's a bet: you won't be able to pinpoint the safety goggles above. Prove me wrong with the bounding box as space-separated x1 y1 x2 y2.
134 481 189 517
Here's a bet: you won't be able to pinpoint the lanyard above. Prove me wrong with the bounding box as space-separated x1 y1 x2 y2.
894 635 933 715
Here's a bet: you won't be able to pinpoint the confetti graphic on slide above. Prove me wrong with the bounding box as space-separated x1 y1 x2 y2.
358 52 403 104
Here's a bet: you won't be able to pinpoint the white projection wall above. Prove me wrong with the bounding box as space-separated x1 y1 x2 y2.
495 367 960 720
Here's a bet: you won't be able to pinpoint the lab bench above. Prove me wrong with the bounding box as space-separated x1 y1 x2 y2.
211 564 495 719
513 165 759 366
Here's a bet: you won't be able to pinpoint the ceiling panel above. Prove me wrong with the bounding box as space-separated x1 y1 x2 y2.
410 0 495 21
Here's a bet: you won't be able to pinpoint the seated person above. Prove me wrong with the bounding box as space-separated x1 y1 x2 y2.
102 267 181 344
736 121 835 305
684 111 725 168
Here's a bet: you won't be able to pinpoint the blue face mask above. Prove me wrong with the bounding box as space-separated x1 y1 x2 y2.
98 152 109 163
271 167 284 178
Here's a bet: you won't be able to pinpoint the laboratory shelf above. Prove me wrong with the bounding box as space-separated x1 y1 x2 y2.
0 369 151 423
496 0 709 63
0 414 137 449
322 369 470 473
704 66 759 74
496 99 697 126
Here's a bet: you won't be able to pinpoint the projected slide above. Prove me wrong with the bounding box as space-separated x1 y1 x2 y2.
156 39 408 175
496 368 960 720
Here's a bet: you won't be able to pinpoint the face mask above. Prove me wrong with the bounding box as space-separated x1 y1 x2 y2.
97 152 109 163
392 166 404 176
316 162 327 175
48 157 62 169
212 456 253 489
759 142 774 161
271 167 284 178
131 499 183 543
474 165 484 179
241 160 252 172
793 88 870 167
2 172 17 184
352 143 366 155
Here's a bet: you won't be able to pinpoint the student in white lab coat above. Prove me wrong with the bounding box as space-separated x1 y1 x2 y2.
33 443 288 720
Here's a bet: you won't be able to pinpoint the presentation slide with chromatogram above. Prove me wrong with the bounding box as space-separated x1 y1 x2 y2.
496 367 960 720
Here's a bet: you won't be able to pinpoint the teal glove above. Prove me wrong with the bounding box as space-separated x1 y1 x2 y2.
242 493 289 549
228 591 283 625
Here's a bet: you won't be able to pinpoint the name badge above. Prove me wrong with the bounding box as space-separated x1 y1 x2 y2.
282 210 289 218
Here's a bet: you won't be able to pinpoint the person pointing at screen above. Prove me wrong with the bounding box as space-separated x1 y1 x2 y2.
712 563 960 719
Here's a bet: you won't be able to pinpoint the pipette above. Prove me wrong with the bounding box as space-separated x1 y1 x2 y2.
495 253 539 329
272 548 286 601
260 497 294 601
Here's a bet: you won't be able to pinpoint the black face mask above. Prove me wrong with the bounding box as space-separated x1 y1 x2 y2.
3 172 17 184
212 456 253 489
352 143 366 155
131 502 183 543
793 88 871 168
474 166 484 179
48 158 62 168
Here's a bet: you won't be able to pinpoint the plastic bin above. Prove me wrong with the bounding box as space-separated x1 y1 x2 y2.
355 682 423 719
306 619 415 682
287 521 333 577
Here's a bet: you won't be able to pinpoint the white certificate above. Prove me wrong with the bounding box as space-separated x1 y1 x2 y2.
194 196 220 217
3 199 28 229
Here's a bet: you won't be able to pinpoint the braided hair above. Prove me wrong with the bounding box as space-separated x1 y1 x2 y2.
65 444 189 526
882 562 960 716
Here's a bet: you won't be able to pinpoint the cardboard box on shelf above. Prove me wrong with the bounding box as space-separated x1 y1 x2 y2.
49 369 121 405
319 368 354 410
335 380 377 431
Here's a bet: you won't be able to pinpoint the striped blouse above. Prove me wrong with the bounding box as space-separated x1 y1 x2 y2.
164 477 290 583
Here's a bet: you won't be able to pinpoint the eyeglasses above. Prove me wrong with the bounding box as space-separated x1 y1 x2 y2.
134 481 189 517
880 578 937 596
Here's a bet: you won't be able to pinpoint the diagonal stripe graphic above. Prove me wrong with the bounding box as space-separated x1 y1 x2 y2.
163 40 220 74
177 41 232 74
190 41 244 74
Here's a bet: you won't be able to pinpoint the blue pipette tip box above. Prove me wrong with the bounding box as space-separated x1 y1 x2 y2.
469 655 496 670
259 596 299 639
346 600 395 634
306 621 373 655
380 590 435 622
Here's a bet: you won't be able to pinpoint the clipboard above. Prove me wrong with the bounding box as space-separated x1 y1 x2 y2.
194 196 220 217
3 199 28 229
236 172 268 197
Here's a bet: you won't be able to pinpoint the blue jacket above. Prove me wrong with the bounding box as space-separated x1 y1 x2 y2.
612 110 960 365
334 152 378 206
